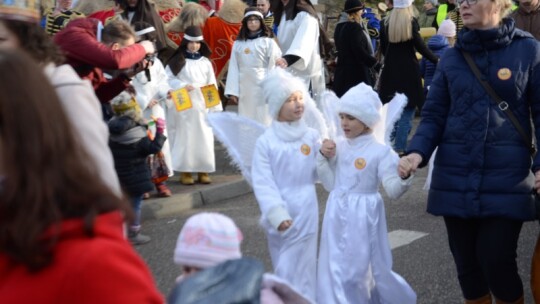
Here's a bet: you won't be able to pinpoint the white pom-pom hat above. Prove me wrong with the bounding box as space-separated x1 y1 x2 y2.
261 68 308 119
337 82 382 129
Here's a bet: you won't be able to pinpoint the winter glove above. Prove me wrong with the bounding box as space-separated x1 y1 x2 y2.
156 118 166 134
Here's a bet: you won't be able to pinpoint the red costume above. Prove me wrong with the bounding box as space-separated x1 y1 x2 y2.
202 16 241 77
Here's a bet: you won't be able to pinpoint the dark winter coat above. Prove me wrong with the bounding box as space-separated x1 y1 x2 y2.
378 18 438 109
420 35 450 94
333 16 378 97
407 18 540 220
108 116 166 197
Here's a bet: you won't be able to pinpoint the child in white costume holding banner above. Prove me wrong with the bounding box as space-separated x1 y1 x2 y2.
251 69 321 302
165 25 222 185
317 83 416 304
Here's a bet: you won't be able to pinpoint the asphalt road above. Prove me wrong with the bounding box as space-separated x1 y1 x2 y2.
135 169 539 304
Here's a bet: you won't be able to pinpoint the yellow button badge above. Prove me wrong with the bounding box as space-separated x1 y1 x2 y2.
354 158 366 170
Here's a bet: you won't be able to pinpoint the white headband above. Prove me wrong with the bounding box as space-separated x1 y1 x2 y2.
244 11 264 20
183 34 204 42
135 26 156 36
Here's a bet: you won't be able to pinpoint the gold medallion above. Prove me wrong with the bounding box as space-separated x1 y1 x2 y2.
300 144 311 155
497 68 512 81
244 48 251 54
354 158 366 170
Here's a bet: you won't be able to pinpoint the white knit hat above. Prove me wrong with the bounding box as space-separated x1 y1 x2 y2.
437 19 456 38
174 213 243 269
261 68 308 119
393 0 414 8
337 82 382 129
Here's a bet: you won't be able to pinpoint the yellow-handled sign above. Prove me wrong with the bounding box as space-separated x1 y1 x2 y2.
201 84 221 108
171 87 192 112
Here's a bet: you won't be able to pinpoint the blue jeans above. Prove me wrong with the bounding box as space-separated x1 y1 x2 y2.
390 107 416 153
131 195 143 227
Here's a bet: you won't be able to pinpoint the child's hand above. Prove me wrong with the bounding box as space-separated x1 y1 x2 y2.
276 58 288 68
148 99 158 108
277 220 292 232
398 153 422 179
320 139 336 158
155 118 166 134
228 95 238 105
186 84 195 91
167 90 172 99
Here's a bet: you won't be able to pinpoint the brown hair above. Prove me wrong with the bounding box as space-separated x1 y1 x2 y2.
1 19 64 65
237 7 274 40
102 19 137 45
0 50 132 272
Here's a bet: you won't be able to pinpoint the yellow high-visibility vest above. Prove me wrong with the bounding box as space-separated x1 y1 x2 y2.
436 4 448 27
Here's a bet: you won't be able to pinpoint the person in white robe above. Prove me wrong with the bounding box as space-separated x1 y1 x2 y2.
251 69 320 303
273 0 325 105
132 23 173 197
225 9 281 126
165 26 222 185
317 83 417 304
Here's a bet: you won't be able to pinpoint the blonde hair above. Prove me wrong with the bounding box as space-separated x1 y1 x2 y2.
166 2 208 32
494 0 514 18
387 7 414 43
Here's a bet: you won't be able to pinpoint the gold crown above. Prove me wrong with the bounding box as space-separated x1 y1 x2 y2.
0 0 41 23
112 98 140 113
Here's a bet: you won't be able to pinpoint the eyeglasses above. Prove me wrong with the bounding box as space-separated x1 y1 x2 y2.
456 0 478 6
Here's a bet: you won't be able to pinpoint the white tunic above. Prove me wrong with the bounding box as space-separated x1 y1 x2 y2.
276 12 325 102
316 134 416 304
132 59 173 177
225 36 281 126
165 57 222 172
251 121 320 303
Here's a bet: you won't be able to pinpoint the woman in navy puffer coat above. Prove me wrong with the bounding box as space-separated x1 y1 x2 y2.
399 2 540 303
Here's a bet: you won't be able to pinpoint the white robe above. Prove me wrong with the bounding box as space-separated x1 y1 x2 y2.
132 59 173 177
165 57 223 172
225 36 281 126
251 121 320 303
276 12 325 103
316 134 416 304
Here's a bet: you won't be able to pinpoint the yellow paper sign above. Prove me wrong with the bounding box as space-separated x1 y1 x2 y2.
171 87 192 112
201 84 221 108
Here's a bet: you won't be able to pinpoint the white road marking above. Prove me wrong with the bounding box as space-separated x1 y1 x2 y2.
388 229 429 250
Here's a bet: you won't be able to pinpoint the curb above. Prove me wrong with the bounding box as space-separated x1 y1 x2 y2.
141 176 252 220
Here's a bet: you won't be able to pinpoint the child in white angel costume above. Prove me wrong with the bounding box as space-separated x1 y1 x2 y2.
131 22 173 197
225 8 281 126
207 69 327 303
317 83 417 304
165 26 222 185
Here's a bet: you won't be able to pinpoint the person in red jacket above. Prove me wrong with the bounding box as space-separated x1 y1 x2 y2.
54 18 155 118
0 49 164 304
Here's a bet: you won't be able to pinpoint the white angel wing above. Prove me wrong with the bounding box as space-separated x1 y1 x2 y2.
374 93 408 145
319 90 342 139
207 112 266 186
303 95 329 139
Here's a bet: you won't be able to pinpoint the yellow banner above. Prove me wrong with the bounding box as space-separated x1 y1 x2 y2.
201 84 221 108
171 87 192 112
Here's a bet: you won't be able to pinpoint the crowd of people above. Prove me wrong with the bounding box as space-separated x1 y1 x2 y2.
0 0 540 303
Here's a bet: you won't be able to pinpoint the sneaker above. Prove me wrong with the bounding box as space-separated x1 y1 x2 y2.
128 231 151 245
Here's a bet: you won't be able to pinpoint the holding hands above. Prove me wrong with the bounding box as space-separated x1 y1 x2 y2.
320 139 336 158
398 153 422 179
276 58 288 68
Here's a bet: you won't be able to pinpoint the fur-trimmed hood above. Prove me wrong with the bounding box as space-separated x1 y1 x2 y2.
74 0 114 15
217 0 247 24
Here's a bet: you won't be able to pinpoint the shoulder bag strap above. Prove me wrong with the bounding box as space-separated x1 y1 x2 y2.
461 50 536 156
